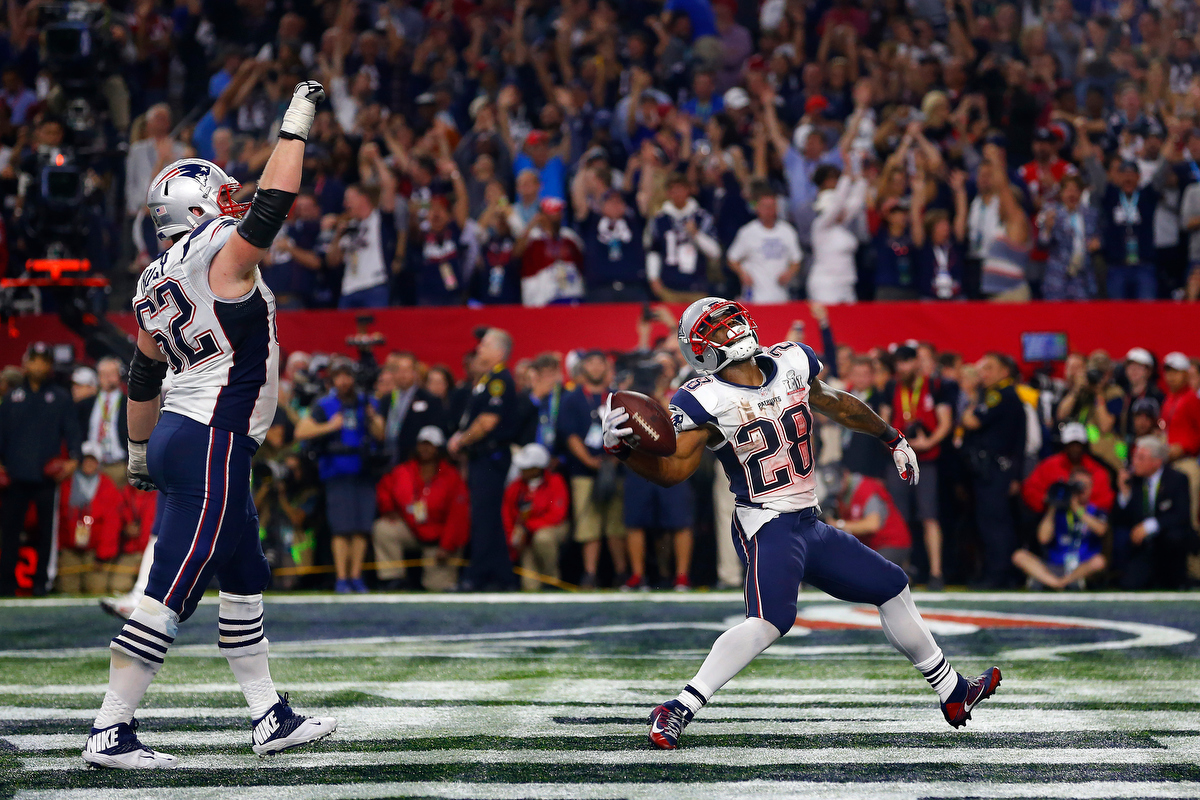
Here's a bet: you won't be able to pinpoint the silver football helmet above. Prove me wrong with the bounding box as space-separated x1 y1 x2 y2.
677 297 760 375
145 158 249 241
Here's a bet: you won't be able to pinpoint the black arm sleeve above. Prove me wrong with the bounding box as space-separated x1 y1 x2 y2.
236 188 298 249
128 348 169 403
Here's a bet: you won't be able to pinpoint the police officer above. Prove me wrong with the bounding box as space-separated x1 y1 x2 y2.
449 328 520 590
962 352 1026 588
0 342 83 596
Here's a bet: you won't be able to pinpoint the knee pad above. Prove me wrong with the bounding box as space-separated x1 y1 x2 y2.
111 597 179 668
218 591 269 658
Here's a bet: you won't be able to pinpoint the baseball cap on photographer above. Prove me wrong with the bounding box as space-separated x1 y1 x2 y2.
1125 347 1154 368
1164 352 1191 372
512 443 550 471
415 425 446 448
25 342 52 362
1061 422 1089 445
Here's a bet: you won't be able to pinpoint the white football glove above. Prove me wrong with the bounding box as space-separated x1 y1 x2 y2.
280 80 326 142
127 439 156 492
602 395 637 453
886 434 920 485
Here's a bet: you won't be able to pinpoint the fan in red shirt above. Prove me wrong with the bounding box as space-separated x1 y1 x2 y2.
373 426 469 591
57 444 133 595
1019 129 1073 210
1161 352 1200 527
518 197 585 307
1022 422 1115 514
828 467 912 570
502 443 570 591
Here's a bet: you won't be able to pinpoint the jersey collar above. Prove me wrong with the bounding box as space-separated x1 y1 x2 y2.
714 354 777 390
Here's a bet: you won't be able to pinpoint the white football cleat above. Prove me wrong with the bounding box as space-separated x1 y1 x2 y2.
82 719 178 769
99 592 141 620
251 693 337 756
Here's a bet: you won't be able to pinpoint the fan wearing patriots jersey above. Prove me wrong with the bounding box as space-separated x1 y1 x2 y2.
83 82 335 771
603 298 1001 750
645 174 721 301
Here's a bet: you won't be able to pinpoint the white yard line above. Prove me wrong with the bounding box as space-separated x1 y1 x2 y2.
15 783 1200 800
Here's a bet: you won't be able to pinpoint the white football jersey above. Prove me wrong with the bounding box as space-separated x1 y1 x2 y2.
670 341 822 515
133 216 279 445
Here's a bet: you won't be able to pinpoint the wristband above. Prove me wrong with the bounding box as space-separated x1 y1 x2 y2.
604 442 632 461
878 425 901 446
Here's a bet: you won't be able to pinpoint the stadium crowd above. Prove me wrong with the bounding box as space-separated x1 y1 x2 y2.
1 308 1198 596
7 0 1200 305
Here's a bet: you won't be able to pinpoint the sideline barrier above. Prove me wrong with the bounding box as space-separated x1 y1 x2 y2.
1 301 1197 372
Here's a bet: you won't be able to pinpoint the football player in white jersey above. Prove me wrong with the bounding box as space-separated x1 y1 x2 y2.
82 81 336 769
602 298 1002 750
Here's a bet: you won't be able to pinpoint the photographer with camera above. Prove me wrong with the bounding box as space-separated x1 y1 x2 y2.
1055 351 1125 470
1022 422 1115 516
295 357 385 593
1012 468 1108 590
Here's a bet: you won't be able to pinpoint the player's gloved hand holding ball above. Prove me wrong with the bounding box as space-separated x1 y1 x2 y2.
126 439 156 492
279 81 327 142
602 394 636 456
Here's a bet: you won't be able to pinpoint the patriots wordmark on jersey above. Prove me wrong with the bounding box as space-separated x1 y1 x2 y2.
133 216 280 445
670 341 822 519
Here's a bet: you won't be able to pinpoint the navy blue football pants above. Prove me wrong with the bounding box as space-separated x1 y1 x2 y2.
144 412 269 622
733 507 909 635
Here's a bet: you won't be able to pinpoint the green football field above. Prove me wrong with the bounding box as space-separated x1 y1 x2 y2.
4 590 1200 799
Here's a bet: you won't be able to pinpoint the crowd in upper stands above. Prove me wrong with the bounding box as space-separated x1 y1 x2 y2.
6 0 1200 304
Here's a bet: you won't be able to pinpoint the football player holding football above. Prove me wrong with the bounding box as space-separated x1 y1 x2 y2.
602 298 1001 750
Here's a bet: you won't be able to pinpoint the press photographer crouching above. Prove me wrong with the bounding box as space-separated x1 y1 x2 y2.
1012 469 1108 590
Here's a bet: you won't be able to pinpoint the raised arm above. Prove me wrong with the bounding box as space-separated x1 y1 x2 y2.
209 82 325 297
809 377 920 484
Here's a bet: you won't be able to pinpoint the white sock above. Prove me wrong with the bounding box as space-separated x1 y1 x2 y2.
677 617 781 714
131 536 155 597
878 586 958 702
95 597 176 728
219 592 278 719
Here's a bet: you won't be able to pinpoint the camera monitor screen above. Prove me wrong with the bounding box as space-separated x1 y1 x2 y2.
1021 331 1068 362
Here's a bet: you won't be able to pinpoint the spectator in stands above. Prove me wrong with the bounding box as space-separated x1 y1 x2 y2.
1113 436 1197 589
1098 160 1160 299
1013 467 1109 590
465 181 522 305
262 193 325 310
912 172 969 301
450 328 522 591
512 130 567 201
1038 174 1101 300
518 198 585 306
809 158 869 304
0 343 82 597
828 465 912 571
1022 422 1116 515
503 443 570 591
374 426 469 591
577 189 648 303
1181 165 1200 300
645 173 721 303
873 196 918 300
77 357 129 485
56 443 129 595
971 144 1032 301
881 345 953 589
125 103 188 260
295 358 385 593
558 350 628 589
727 181 802 304
326 144 397 309
413 171 471 307
507 170 543 238
379 351 445 469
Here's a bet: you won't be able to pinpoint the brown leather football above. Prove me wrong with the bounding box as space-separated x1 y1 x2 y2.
612 390 677 457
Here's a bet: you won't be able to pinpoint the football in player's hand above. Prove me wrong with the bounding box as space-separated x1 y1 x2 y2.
612 390 676 457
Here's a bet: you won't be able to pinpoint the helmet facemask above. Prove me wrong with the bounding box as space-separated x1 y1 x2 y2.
687 300 760 373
